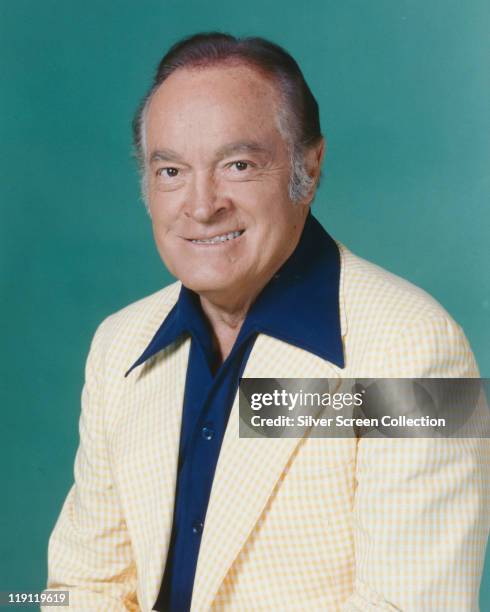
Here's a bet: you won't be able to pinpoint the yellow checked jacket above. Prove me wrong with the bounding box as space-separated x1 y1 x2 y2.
45 242 490 611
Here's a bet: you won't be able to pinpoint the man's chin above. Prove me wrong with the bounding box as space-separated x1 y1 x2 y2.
181 276 239 298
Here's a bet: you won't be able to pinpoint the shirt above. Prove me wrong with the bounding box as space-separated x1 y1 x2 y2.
125 212 344 611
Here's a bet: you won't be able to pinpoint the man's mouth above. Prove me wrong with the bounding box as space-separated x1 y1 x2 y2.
188 230 245 245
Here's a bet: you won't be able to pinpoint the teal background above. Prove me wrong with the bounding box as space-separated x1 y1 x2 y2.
1 0 489 607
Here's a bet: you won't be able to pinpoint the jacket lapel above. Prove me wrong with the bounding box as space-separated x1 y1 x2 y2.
191 333 342 611
139 337 191 610
115 322 191 610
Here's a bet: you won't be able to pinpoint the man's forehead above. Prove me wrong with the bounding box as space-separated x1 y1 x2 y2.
147 62 282 116
144 64 286 159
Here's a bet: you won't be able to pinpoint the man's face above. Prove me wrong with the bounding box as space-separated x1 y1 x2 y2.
145 63 313 306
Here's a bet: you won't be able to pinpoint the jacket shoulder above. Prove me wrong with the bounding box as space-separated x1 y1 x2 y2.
338 242 455 330
336 243 477 375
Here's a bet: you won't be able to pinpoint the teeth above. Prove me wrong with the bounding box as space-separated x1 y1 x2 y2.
191 230 242 244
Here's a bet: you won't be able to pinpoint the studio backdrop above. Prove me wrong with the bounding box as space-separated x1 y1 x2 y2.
1 0 489 607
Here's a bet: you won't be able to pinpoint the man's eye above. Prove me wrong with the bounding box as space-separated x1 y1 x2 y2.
231 161 249 171
157 167 179 177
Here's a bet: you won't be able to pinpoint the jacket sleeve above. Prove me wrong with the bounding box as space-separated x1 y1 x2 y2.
342 316 490 611
43 319 139 611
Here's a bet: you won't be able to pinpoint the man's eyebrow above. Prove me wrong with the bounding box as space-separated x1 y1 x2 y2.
214 141 272 160
148 141 272 165
149 148 185 164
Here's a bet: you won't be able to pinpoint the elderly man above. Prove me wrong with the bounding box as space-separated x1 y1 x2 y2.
45 33 489 611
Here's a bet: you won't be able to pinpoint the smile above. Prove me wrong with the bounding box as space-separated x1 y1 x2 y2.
189 230 245 245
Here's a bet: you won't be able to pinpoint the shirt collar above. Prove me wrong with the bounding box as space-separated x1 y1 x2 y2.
125 212 344 377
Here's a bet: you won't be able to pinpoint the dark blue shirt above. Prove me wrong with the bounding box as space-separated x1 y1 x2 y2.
125 213 344 612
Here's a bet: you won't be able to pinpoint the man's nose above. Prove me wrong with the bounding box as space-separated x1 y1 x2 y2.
185 171 228 222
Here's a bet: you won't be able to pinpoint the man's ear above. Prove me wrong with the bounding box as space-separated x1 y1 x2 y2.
305 137 326 186
298 137 326 209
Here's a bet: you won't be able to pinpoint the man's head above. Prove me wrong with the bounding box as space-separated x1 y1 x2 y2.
133 33 325 307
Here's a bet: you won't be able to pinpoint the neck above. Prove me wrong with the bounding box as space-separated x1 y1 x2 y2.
198 292 255 365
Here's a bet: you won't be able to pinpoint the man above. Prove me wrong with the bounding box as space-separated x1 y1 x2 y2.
45 33 489 611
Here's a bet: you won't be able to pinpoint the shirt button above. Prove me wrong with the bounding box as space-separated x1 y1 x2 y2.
192 520 204 535
201 425 214 440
